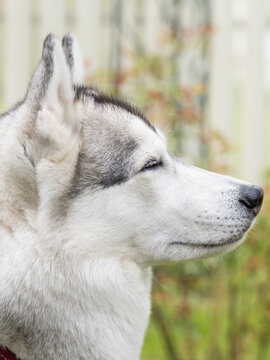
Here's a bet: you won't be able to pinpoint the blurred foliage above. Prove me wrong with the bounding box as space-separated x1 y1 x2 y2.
87 2 270 358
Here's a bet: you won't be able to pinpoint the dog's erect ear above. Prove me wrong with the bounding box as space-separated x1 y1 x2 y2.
21 35 81 218
26 34 74 117
24 34 80 166
62 33 84 84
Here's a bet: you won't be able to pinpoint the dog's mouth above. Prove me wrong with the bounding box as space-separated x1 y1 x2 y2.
169 233 247 249
170 238 240 248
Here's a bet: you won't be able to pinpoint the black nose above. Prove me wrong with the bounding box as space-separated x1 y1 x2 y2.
239 185 264 215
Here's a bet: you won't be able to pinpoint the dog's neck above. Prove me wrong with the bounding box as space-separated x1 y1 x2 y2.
0 241 152 360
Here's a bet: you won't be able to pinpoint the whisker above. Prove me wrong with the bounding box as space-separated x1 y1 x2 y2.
152 275 169 291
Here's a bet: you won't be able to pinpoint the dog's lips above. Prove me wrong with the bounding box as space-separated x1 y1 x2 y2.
169 232 247 249
169 238 241 248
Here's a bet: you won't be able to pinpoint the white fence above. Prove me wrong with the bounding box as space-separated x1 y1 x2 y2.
0 0 269 184
210 0 270 184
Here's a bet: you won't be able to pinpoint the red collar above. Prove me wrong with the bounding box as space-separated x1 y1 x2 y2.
0 346 20 360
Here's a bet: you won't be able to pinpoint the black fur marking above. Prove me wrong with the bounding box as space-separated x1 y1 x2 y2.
74 85 156 133
62 34 74 73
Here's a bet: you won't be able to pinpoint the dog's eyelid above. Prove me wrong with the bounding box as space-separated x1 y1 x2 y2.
140 158 163 172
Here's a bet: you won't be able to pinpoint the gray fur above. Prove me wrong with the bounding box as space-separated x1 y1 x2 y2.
26 34 55 112
70 117 137 196
62 33 84 84
62 34 74 76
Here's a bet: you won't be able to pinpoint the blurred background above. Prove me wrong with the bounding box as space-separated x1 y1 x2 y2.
0 0 269 359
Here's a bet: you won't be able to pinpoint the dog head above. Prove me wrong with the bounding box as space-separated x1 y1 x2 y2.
1 34 263 265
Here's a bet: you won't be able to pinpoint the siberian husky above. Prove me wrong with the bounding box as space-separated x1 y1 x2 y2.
0 34 263 360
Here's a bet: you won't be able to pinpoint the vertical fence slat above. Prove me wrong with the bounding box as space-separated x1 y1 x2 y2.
40 0 65 39
99 0 111 70
4 0 30 109
242 0 264 183
144 0 160 53
265 23 270 176
75 0 100 75
209 0 233 158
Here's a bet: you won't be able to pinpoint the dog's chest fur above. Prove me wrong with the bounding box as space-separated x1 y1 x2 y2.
0 245 152 360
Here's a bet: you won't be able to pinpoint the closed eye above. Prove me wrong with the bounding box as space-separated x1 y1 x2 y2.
140 159 163 172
